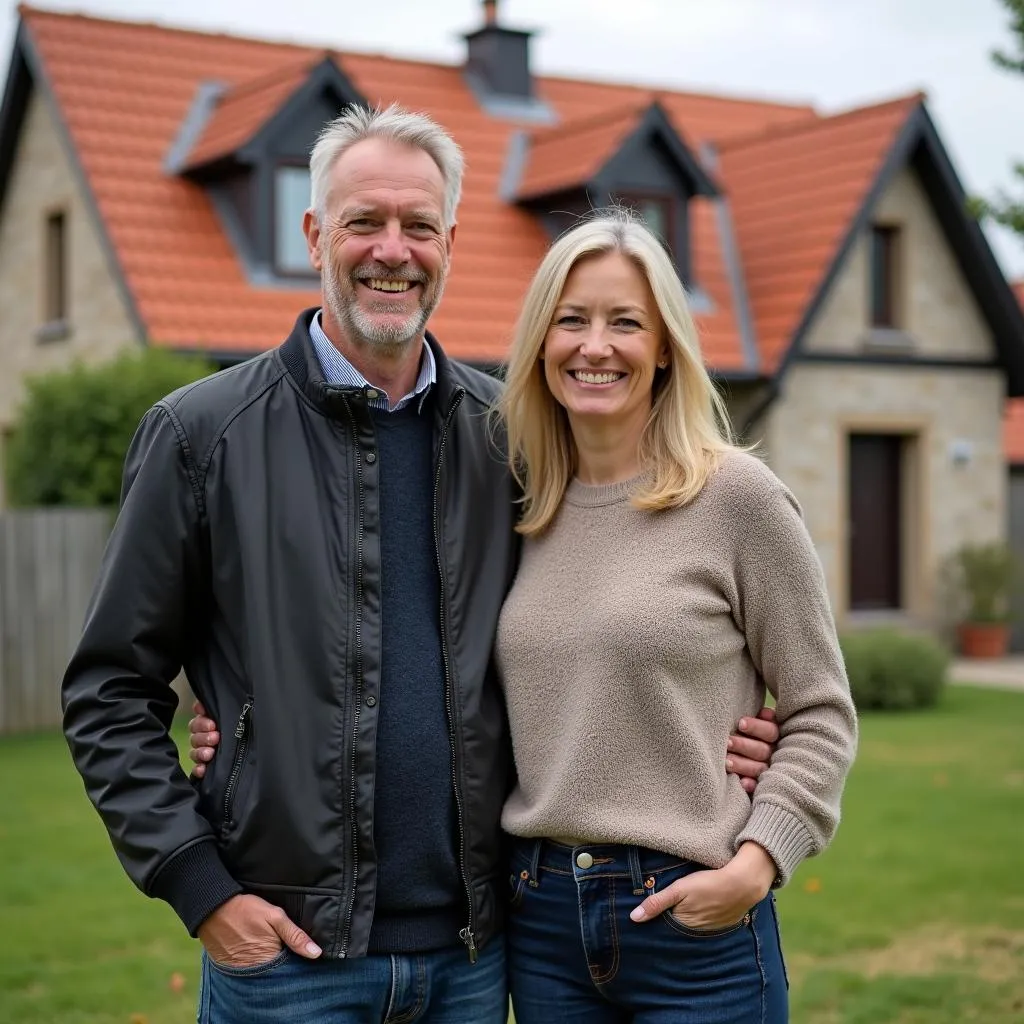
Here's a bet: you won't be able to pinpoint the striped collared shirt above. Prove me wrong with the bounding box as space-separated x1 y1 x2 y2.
309 309 436 413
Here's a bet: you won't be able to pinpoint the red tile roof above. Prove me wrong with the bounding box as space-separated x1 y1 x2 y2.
16 5 917 372
515 104 649 201
717 94 922 370
1005 281 1024 463
184 53 328 169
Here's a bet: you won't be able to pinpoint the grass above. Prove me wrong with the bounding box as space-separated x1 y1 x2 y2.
0 686 1022 1023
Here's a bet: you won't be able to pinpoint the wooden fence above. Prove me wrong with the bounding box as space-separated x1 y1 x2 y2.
0 509 112 734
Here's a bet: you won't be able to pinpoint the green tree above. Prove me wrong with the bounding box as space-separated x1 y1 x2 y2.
4 347 216 507
976 0 1024 236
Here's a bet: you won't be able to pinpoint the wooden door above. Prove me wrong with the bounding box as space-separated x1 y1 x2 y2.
848 434 903 610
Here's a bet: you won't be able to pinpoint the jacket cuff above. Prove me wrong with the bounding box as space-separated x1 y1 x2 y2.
735 802 815 887
148 839 243 936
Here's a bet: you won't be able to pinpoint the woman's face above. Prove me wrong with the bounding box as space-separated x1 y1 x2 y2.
543 251 668 434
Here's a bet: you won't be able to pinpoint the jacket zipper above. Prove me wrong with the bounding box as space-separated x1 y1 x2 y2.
432 388 479 963
338 397 366 958
222 697 253 828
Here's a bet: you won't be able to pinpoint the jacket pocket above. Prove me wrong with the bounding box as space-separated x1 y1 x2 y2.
221 696 254 831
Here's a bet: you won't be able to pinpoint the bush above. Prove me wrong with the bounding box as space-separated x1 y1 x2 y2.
840 628 950 711
4 347 215 507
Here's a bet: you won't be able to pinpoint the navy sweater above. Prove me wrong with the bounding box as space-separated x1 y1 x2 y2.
366 400 462 953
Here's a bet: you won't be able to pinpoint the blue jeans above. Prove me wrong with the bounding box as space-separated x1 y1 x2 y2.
197 936 507 1024
506 839 788 1024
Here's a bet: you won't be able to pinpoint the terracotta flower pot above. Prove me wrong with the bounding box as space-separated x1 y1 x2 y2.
956 622 1010 659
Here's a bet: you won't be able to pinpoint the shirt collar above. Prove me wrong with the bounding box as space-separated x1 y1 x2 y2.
309 309 436 413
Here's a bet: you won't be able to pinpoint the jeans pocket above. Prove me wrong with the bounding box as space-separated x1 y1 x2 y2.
662 906 753 939
206 946 290 978
769 894 789 990
508 869 529 910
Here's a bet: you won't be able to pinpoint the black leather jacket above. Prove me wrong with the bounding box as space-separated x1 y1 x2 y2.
62 309 520 960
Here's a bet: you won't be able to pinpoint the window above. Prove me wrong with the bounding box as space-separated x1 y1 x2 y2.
869 224 901 328
43 210 67 324
274 166 313 275
619 193 674 250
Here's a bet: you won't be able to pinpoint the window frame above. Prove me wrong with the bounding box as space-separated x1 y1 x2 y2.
617 191 677 255
271 162 316 279
869 223 902 329
42 207 68 329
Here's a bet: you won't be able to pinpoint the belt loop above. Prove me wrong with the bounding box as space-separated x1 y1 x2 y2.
627 846 645 893
527 838 543 887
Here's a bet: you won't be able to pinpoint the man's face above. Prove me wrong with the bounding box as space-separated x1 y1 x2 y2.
304 138 455 356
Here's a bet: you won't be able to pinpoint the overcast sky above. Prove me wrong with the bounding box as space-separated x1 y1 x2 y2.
3 0 1023 277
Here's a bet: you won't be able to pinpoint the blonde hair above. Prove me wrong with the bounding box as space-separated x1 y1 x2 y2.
498 208 741 537
309 103 464 227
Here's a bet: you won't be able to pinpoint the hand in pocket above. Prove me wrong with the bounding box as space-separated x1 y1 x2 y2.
199 894 322 968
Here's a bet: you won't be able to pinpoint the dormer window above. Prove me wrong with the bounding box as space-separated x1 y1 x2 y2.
619 192 675 253
169 56 366 286
274 165 313 276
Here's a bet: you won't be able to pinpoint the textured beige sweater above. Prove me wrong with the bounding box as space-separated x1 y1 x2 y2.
495 452 858 885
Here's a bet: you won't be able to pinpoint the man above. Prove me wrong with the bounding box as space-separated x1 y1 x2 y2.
62 104 778 1023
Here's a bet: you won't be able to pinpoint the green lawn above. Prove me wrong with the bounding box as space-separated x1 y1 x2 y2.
1 685 1022 1023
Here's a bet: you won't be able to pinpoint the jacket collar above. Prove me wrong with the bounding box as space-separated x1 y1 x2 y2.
278 307 463 417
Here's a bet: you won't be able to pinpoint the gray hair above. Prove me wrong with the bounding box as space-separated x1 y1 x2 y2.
309 103 464 228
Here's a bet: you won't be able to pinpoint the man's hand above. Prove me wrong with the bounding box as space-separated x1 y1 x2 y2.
198 894 322 967
727 707 780 794
628 843 776 931
188 701 220 780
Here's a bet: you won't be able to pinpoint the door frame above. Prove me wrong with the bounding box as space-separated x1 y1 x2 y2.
836 418 930 627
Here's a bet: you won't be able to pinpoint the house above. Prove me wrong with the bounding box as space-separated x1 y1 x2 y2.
1 1 1023 637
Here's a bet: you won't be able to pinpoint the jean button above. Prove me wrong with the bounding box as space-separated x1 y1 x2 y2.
576 852 594 869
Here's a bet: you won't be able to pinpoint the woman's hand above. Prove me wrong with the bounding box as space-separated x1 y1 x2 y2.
629 843 777 931
188 701 220 780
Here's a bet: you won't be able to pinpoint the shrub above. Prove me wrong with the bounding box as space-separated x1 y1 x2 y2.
4 347 215 507
941 541 1019 625
840 628 950 711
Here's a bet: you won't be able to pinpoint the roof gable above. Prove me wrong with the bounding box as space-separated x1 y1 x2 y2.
760 100 1024 391
718 94 920 372
170 55 364 175
514 100 718 203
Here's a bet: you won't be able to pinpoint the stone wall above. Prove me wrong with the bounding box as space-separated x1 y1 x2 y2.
0 86 138 504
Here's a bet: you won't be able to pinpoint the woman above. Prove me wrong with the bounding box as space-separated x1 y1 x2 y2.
490 209 856 1023
189 209 856 1022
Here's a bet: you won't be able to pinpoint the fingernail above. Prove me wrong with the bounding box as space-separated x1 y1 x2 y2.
739 719 748 730
726 758 735 771
630 907 646 922
306 942 322 956
727 738 734 750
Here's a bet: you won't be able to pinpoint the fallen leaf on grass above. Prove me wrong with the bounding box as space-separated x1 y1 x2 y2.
803 877 822 893
169 972 186 993
129 1015 148 1024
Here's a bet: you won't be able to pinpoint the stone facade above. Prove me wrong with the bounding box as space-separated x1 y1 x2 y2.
758 166 1005 629
0 86 138 503
762 364 1004 627
802 167 995 361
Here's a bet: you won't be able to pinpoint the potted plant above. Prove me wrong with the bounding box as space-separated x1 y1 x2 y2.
945 541 1019 658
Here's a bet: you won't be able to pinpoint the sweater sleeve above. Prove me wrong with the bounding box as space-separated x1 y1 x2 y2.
726 459 858 885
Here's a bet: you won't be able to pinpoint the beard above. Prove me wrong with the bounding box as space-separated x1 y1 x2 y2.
322 252 447 358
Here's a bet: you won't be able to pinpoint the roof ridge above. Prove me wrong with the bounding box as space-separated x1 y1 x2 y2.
536 66 816 115
18 6 827 118
717 90 923 154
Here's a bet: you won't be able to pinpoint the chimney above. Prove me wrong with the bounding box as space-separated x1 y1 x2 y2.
463 0 535 101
